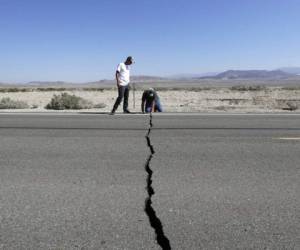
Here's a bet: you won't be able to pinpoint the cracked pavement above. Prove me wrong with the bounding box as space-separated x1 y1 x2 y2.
144 113 171 250
0 113 299 249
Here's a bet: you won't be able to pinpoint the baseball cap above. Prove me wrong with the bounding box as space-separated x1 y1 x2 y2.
126 56 134 63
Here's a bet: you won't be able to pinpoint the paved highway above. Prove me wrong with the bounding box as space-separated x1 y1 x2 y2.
0 113 299 249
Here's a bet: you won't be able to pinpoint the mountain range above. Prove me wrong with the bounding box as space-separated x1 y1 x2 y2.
143 69 300 81
278 67 300 75
1 67 300 86
133 68 300 81
199 69 296 80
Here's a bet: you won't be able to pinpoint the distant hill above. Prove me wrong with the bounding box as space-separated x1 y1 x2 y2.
169 72 219 79
1 70 300 88
19 76 168 87
200 70 295 80
26 81 73 86
130 75 169 82
278 67 300 75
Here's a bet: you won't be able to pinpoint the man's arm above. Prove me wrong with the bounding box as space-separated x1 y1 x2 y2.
151 101 156 112
141 92 146 113
152 91 159 112
115 71 120 87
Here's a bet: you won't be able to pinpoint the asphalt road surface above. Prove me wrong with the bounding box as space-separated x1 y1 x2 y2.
0 113 299 249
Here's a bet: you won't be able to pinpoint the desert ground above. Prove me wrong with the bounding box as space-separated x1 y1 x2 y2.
0 86 300 113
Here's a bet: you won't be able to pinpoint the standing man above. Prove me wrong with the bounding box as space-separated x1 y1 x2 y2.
110 56 134 114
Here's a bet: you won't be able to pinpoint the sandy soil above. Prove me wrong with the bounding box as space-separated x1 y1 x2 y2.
0 87 300 113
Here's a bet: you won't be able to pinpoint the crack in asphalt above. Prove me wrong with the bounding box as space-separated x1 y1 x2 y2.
144 113 171 250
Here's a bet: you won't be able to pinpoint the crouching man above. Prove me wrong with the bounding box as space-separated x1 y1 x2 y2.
141 88 163 113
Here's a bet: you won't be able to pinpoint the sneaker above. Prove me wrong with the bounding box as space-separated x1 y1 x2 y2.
123 110 131 114
109 111 115 115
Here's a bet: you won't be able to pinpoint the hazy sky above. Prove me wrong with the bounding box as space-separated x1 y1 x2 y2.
0 0 299 82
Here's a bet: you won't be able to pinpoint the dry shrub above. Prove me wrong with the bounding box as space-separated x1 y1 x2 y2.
45 92 93 110
285 101 298 111
230 85 266 91
94 103 106 109
0 97 29 109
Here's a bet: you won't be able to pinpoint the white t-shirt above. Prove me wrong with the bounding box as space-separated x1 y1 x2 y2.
116 62 130 86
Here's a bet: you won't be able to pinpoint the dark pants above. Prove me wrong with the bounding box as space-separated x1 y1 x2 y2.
112 85 129 112
145 99 163 113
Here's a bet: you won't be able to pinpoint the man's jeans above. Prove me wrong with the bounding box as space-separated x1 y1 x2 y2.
112 85 129 112
145 99 163 113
